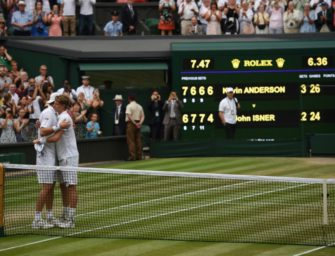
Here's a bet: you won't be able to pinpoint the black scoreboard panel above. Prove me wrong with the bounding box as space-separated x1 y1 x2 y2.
171 41 335 141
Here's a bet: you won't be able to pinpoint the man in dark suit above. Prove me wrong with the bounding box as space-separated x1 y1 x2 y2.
112 94 126 136
162 91 184 141
121 0 138 35
148 90 163 141
316 2 334 32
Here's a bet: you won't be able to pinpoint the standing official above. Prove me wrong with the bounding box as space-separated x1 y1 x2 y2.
112 94 126 136
126 95 145 161
218 87 240 139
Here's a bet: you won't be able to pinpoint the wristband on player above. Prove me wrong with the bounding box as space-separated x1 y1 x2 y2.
52 125 60 132
39 137 46 144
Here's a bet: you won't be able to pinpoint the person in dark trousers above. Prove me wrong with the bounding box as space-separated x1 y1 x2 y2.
148 90 163 140
121 0 138 35
112 94 126 136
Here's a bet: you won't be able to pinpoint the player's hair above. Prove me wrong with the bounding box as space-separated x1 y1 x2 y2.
55 95 71 109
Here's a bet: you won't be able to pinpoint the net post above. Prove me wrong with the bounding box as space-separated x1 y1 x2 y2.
322 180 329 225
0 163 4 236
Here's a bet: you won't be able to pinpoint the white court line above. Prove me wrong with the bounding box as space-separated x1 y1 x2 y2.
6 180 254 231
0 236 61 252
292 246 327 256
0 182 308 252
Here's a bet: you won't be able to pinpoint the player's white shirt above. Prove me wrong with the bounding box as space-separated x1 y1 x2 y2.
76 85 94 101
218 97 238 124
38 106 58 160
56 111 79 161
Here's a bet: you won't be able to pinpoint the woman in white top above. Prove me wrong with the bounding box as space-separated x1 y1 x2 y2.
205 2 222 35
239 1 255 34
268 0 284 34
283 1 302 33
253 4 269 34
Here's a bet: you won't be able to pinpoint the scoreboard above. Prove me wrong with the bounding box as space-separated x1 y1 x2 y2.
171 40 335 141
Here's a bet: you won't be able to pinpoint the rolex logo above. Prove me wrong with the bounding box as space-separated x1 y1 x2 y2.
276 58 285 68
231 59 241 69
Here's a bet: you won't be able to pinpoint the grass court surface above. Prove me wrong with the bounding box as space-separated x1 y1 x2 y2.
1 157 335 256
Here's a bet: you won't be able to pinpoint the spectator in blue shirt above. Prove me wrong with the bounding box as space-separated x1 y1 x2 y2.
104 10 123 37
11 1 34 36
86 112 101 139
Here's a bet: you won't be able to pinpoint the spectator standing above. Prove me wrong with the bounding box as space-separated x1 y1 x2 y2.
2 93 16 116
147 90 163 140
72 102 87 139
76 75 94 101
283 1 302 33
316 2 333 32
121 0 138 35
0 46 12 71
299 3 316 33
0 109 17 143
86 112 100 139
14 108 30 142
35 65 55 88
162 91 183 141
205 2 222 35
104 10 123 37
11 1 34 36
253 4 269 34
8 83 19 105
199 0 211 32
239 1 254 34
268 0 284 34
25 0 37 13
112 94 126 136
47 4 63 36
125 94 145 161
188 15 206 34
32 0 48 37
61 0 77 36
0 15 7 36
222 0 239 34
218 87 240 139
178 0 199 35
77 91 90 114
87 88 103 119
158 0 176 35
78 0 96 35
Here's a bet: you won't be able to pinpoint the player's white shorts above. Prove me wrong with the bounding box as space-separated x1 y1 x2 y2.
59 156 79 186
36 152 57 184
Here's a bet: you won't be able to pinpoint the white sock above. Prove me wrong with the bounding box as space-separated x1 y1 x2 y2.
35 212 42 220
68 208 76 220
47 210 53 219
63 207 70 218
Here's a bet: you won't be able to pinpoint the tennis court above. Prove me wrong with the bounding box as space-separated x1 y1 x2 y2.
1 157 335 255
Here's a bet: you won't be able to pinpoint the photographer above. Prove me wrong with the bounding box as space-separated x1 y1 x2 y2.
283 1 303 33
162 91 183 141
148 90 163 140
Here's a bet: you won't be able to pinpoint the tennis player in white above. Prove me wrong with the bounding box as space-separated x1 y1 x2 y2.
43 95 79 228
33 92 69 229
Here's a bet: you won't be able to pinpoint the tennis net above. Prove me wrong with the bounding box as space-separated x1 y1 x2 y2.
1 163 335 245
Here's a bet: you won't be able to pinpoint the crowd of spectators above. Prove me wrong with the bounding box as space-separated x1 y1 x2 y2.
0 0 333 37
0 46 105 143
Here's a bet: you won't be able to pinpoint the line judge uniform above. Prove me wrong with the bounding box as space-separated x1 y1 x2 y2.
218 91 239 139
126 99 145 160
